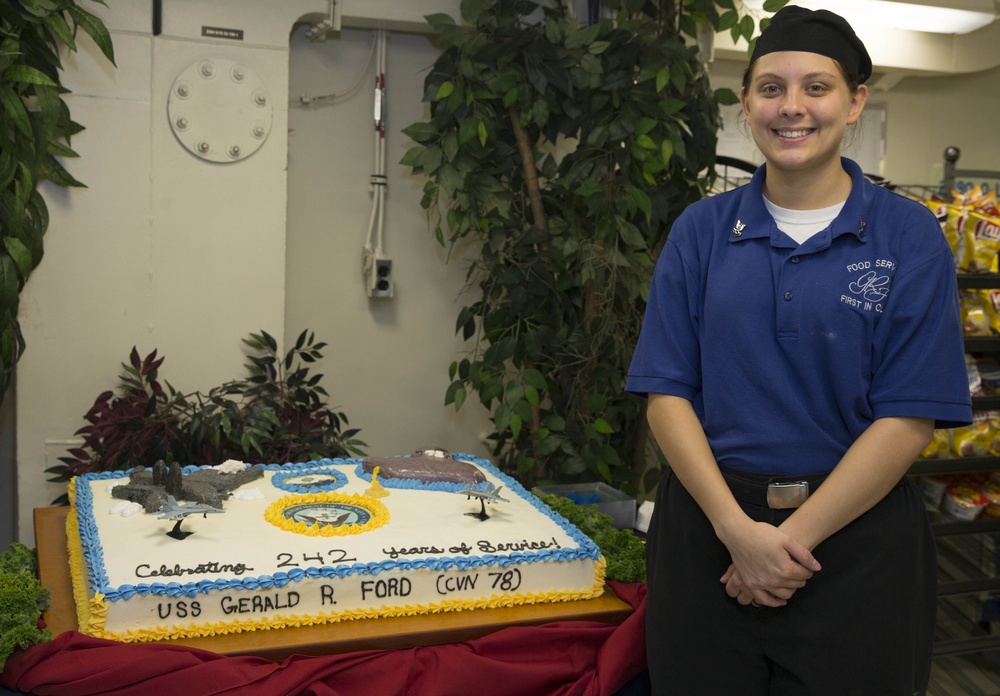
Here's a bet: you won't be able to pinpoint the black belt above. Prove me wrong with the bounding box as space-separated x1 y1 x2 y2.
720 467 832 510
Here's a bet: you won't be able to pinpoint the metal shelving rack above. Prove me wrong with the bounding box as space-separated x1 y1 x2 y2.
904 147 1000 658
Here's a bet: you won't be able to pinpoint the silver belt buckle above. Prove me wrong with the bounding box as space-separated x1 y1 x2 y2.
767 481 810 509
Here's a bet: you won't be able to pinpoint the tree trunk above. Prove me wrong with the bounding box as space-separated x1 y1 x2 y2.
507 106 546 482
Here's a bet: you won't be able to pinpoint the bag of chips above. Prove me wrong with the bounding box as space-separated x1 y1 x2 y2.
961 209 1000 273
919 429 951 459
960 292 991 336
951 417 992 457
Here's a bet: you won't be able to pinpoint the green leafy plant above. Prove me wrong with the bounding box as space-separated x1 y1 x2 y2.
0 542 50 670
0 0 115 407
403 0 783 491
537 492 645 583
46 330 366 503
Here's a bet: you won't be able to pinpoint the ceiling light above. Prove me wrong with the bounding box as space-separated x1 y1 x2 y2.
741 0 996 34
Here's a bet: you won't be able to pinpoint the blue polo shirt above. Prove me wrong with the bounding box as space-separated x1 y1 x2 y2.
627 158 972 475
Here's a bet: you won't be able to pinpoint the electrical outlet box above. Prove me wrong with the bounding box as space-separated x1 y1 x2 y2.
367 257 393 299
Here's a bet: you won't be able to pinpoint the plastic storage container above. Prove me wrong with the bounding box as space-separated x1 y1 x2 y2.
535 482 637 530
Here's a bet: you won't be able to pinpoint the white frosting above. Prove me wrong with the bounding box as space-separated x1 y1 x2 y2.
214 459 249 474
71 457 604 641
231 487 265 502
108 500 143 518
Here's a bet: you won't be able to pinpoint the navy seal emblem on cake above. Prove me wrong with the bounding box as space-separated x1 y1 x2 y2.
264 492 389 536
284 502 371 528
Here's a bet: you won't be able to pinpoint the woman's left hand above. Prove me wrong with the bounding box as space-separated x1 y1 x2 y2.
720 563 802 606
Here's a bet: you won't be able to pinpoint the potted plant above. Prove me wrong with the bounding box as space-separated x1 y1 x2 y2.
0 0 115 406
402 0 783 491
46 329 366 503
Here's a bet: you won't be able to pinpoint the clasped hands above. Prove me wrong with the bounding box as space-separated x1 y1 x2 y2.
719 521 821 608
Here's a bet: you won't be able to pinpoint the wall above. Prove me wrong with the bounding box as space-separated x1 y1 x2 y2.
875 67 1000 185
284 28 493 461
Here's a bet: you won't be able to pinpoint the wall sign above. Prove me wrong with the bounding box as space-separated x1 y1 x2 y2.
202 26 244 41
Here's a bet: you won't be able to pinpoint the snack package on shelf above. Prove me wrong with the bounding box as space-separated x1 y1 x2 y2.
918 359 992 459
950 419 992 458
961 292 992 336
949 185 999 216
919 430 951 460
924 199 950 221
990 412 1000 456
942 205 967 267
924 193 1000 273
982 480 1000 518
968 354 985 395
942 481 989 521
961 210 1000 273
972 355 1000 394
980 293 1000 337
914 469 1000 522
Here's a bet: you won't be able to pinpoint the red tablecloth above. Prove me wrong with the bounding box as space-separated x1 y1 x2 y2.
1 582 646 696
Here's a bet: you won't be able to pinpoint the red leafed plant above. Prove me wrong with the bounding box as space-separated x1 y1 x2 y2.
46 330 365 504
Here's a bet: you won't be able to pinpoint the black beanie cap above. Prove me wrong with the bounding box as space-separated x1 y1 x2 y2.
750 5 872 84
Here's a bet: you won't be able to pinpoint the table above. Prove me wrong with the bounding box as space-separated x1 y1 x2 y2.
34 506 635 661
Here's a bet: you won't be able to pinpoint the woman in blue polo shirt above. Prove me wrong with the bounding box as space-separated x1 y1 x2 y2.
627 6 972 695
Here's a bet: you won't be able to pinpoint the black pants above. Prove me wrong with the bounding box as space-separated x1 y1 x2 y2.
645 469 937 696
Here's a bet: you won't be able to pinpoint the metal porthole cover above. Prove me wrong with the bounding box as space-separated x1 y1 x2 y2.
167 58 272 163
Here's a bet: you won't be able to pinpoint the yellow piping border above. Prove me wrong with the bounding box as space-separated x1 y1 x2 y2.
66 477 109 635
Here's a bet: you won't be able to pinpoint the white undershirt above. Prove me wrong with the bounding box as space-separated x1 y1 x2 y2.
763 197 846 245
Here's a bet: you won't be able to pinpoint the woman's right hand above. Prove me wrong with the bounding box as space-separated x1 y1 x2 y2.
718 520 820 607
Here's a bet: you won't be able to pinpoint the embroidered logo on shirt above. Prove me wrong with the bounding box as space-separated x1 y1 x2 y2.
841 259 894 313
849 270 890 303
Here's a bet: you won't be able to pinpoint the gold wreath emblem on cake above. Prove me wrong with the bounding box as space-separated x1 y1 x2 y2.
264 492 389 536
